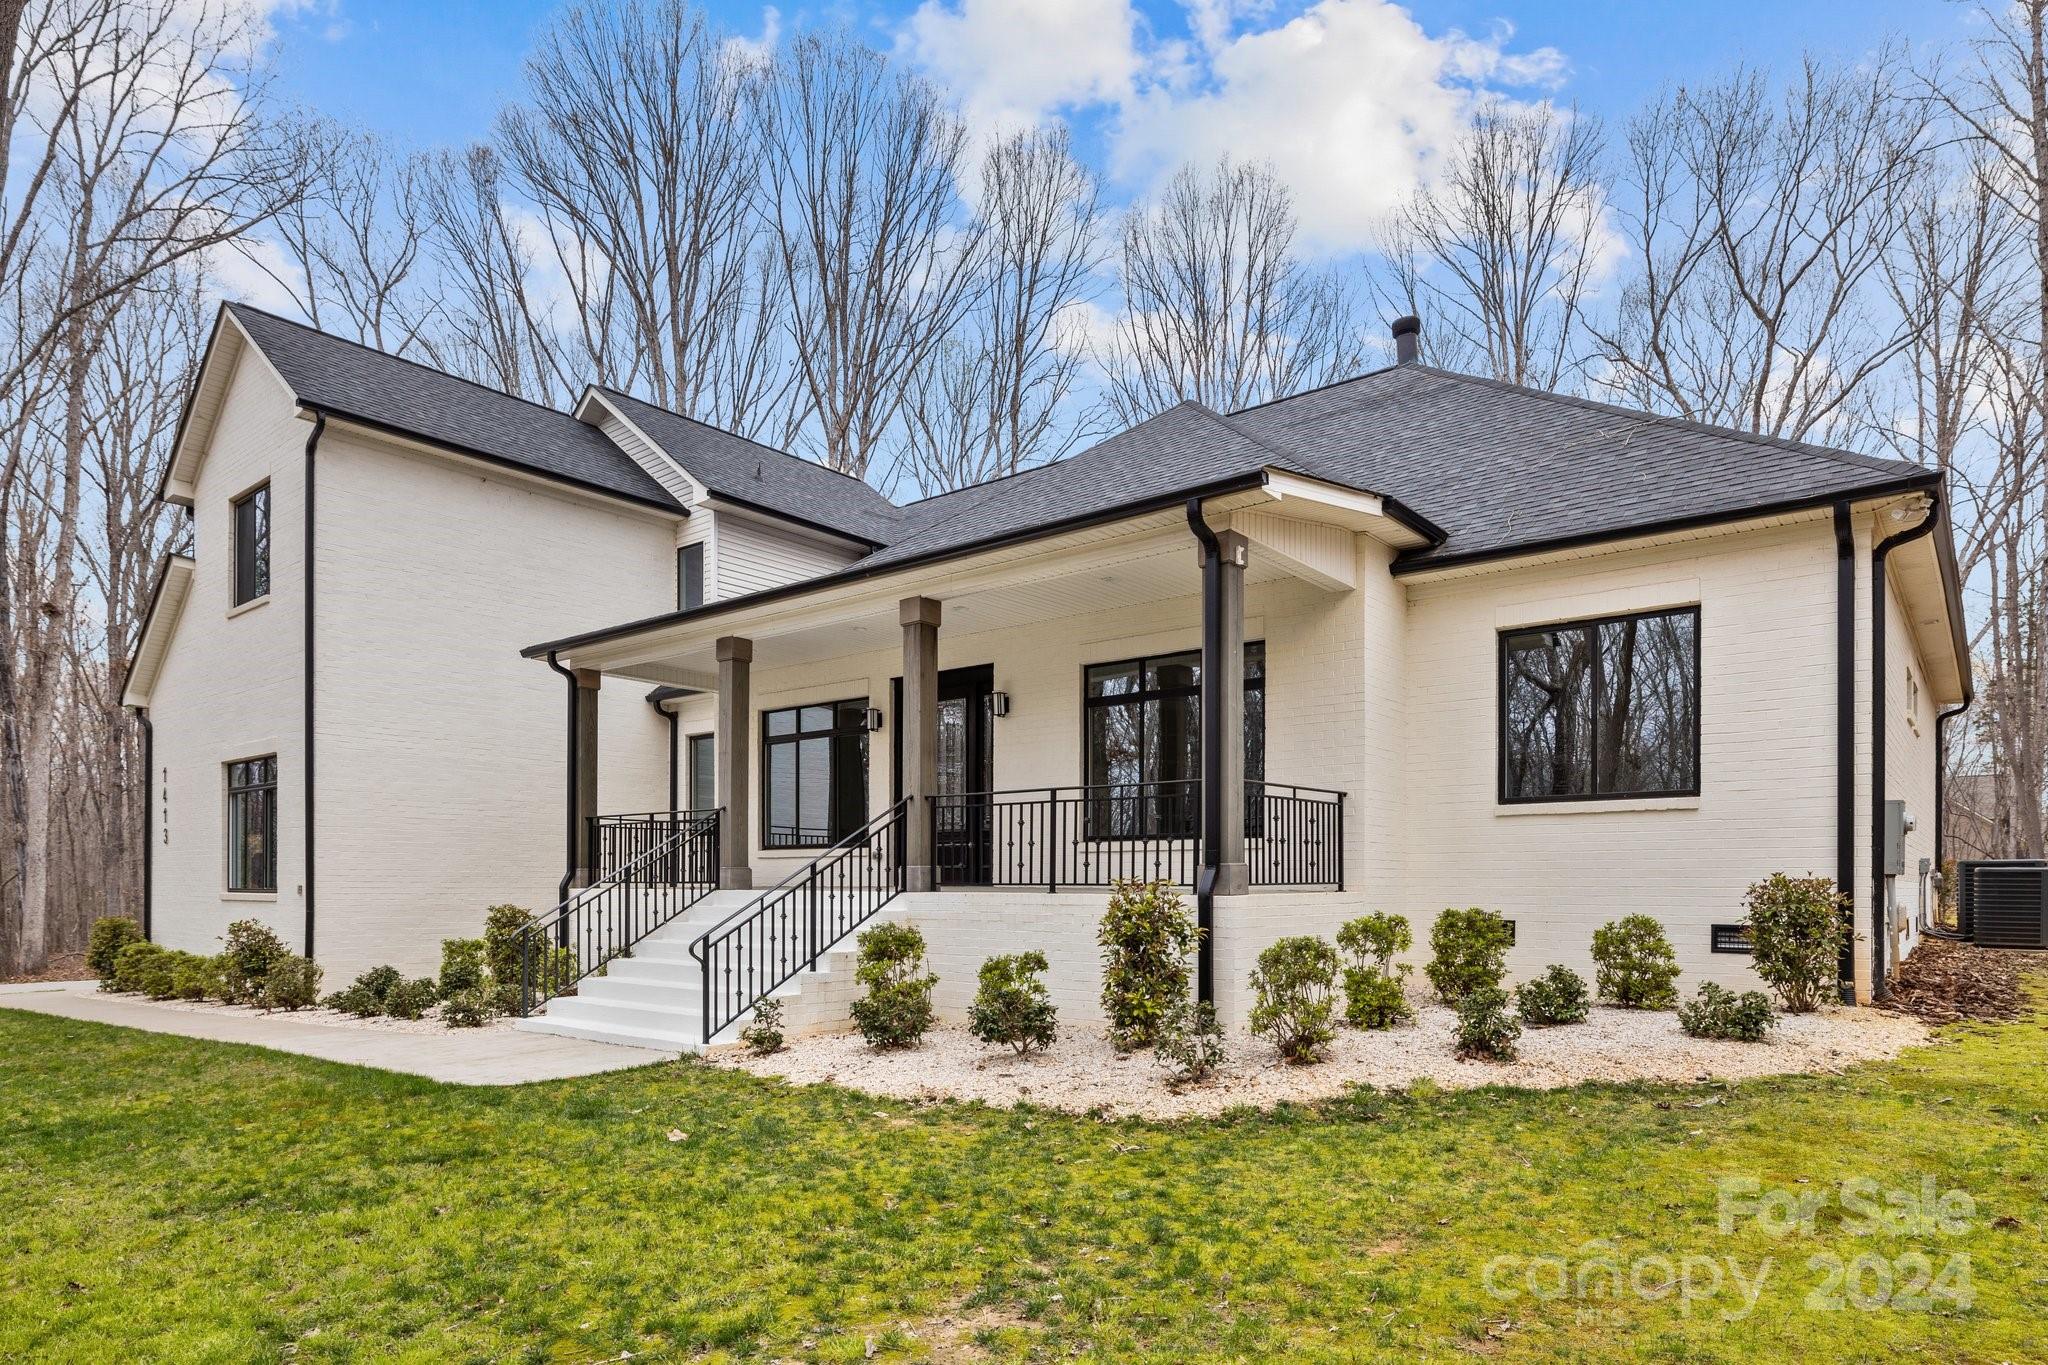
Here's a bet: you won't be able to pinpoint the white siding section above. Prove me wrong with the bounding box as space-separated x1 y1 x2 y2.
711 506 863 598
593 410 699 508
147 351 307 959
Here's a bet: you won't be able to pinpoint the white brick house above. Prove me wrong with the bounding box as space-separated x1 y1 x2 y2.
122 306 1971 1048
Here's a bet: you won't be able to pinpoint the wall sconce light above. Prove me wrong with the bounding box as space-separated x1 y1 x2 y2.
864 707 885 732
990 691 1011 718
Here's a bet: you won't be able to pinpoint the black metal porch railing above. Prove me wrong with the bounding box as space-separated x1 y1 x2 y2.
929 779 1344 891
691 798 908 1044
590 810 715 880
515 809 721 1017
1247 781 1345 888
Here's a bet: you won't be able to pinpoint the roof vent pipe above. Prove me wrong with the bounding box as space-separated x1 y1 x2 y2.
1391 315 1421 365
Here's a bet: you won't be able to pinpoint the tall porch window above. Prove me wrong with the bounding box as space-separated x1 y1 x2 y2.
761 699 868 848
1082 642 1264 837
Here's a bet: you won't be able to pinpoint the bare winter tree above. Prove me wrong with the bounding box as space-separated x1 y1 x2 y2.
417 144 573 403
1097 158 1361 427
246 120 437 353
1 0 304 975
1592 52 1928 444
496 0 801 438
1373 102 1609 390
901 126 1103 495
1927 1 2048 856
755 30 984 477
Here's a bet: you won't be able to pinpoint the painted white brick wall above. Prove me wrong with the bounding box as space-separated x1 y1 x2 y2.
147 348 308 961
310 427 677 982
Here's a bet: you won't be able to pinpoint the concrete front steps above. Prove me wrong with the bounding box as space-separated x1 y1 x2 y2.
512 889 890 1053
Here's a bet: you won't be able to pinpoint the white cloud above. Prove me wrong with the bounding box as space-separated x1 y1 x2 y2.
903 0 1570 255
902 0 1143 132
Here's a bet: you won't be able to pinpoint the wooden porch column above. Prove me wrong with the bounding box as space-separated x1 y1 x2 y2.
900 596 942 892
1207 531 1250 896
573 669 601 886
715 636 753 890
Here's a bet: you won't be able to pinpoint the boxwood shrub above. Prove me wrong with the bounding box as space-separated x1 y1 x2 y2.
1591 915 1681 1009
1426 908 1513 1004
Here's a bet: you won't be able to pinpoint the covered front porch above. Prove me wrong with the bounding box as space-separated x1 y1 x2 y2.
520 479 1426 1044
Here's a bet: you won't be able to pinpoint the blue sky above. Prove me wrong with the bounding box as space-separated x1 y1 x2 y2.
273 0 1967 157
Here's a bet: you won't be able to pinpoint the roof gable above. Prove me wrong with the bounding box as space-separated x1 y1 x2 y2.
221 304 681 512
591 387 900 547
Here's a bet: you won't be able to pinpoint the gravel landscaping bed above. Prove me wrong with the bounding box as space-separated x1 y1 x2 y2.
114 991 515 1036
710 1004 1930 1120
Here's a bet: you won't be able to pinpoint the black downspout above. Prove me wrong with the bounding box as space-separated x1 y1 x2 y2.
1186 498 1221 1007
546 651 578 913
1833 503 1856 1003
1934 699 1971 872
132 707 152 941
302 411 325 960
1870 496 1943 1001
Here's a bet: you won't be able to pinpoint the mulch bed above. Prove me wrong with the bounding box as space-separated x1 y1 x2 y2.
1880 936 2048 1025
0 951 93 986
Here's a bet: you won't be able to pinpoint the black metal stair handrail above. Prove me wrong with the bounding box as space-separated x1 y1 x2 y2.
690 798 909 1044
516 809 721 1017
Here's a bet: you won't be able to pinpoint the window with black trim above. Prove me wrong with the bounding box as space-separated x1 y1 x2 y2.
226 756 277 892
1083 643 1264 836
232 483 269 606
1500 607 1699 802
761 699 868 848
677 542 704 610
686 733 714 812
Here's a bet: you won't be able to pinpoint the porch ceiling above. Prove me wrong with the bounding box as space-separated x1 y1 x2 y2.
563 498 1308 690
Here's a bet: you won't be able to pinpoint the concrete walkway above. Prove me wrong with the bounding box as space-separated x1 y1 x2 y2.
0 981 675 1085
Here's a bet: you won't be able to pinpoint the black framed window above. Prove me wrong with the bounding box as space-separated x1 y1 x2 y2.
1083 643 1264 837
232 483 269 606
762 699 868 848
686 733 714 811
226 756 277 892
677 542 704 610
1500 606 1699 802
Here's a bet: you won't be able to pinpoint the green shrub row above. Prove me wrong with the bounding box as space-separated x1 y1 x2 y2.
96 918 320 1011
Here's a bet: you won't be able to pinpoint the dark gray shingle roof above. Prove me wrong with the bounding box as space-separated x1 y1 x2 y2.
594 388 902 546
848 402 1314 570
227 304 680 510
836 364 1934 575
1231 365 1932 568
232 302 1936 583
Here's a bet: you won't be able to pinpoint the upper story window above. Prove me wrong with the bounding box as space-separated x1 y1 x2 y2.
677 542 704 610
232 483 269 606
226 756 277 892
1083 643 1265 836
1500 607 1699 803
762 699 868 848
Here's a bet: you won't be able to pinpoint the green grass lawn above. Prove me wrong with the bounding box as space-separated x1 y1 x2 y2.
2 997 2045 1364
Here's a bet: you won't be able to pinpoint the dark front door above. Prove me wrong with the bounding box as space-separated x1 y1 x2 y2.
896 665 995 884
936 666 995 883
